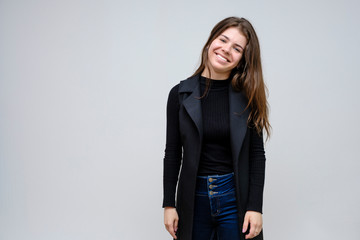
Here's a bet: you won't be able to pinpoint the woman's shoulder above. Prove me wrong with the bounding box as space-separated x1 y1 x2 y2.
166 83 180 108
169 83 180 96
178 74 200 92
168 74 199 96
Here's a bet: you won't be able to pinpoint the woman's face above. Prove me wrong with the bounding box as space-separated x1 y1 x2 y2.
204 27 247 79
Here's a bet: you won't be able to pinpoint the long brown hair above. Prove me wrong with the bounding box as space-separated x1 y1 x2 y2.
192 17 271 139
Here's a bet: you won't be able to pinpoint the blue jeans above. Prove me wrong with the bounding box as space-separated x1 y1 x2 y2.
192 172 241 240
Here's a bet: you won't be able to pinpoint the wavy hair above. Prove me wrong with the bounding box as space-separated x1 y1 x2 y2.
192 17 271 139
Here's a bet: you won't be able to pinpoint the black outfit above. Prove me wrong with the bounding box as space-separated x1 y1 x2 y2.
198 76 233 176
163 73 266 240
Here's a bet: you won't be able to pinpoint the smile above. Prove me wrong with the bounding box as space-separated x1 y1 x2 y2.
215 53 230 62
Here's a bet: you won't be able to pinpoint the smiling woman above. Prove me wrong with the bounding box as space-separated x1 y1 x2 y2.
163 17 270 240
205 27 247 80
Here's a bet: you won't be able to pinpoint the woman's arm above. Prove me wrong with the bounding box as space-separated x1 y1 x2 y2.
163 84 182 239
246 126 266 213
163 84 182 208
242 126 266 238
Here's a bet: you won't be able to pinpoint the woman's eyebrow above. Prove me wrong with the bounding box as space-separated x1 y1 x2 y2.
221 34 244 50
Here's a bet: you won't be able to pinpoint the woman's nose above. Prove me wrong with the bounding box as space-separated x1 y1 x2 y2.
222 44 231 53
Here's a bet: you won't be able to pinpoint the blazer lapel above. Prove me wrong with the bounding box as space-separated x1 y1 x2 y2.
229 85 250 165
179 74 203 142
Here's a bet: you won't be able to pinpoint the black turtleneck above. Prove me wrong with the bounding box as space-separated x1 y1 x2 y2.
198 75 233 176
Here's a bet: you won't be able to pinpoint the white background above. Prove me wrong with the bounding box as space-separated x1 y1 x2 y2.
1 0 359 239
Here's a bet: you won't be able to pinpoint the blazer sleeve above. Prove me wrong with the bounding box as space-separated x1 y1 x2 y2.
246 126 266 213
162 84 182 208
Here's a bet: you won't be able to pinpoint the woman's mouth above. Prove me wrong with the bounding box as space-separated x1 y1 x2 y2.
215 53 230 62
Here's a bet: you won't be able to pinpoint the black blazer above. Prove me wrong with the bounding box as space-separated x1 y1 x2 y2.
172 73 265 240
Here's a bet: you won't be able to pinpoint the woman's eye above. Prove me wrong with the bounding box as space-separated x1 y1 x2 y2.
220 39 226 43
234 47 241 53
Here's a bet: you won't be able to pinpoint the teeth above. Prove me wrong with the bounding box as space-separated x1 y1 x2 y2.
216 54 228 62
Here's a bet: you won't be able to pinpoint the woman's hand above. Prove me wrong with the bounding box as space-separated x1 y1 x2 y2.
242 211 263 239
164 207 179 239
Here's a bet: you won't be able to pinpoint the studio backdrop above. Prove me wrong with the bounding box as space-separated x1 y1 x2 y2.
0 0 359 239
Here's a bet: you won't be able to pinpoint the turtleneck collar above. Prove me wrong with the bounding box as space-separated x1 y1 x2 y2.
199 75 231 89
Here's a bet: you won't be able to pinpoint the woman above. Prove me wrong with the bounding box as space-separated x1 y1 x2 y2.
163 17 270 240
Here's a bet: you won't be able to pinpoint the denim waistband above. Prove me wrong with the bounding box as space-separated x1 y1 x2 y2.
196 172 235 197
